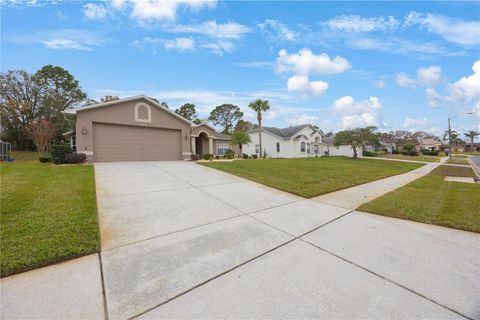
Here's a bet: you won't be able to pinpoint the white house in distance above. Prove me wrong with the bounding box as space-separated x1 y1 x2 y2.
243 124 356 158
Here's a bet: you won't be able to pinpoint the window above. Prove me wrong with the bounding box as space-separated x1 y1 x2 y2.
135 102 151 123
314 144 319 154
276 142 280 153
70 135 76 152
300 142 306 153
307 143 311 154
217 141 230 155
255 144 260 154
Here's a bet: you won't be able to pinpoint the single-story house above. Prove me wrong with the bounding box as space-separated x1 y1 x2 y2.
418 138 442 151
63 95 236 162
243 124 356 158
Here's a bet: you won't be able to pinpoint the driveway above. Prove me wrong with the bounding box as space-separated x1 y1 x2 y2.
2 161 478 320
93 161 479 320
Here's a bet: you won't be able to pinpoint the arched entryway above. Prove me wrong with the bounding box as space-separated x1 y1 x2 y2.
195 132 209 156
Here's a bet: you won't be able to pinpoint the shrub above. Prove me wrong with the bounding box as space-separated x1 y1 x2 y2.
65 153 87 164
422 150 439 156
50 144 72 164
191 154 202 160
402 144 416 152
401 150 418 156
242 153 249 159
252 154 258 159
203 154 213 160
392 149 399 154
365 151 378 157
224 150 234 159
39 156 51 163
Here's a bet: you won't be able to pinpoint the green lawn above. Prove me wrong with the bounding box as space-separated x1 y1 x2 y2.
0 162 100 277
10 151 40 162
446 157 470 165
359 165 480 233
377 154 442 162
202 157 423 198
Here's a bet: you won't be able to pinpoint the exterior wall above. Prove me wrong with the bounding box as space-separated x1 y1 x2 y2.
191 124 216 137
75 98 191 161
244 127 333 158
319 144 358 157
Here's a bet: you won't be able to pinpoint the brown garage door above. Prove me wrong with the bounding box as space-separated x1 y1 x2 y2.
93 123 182 162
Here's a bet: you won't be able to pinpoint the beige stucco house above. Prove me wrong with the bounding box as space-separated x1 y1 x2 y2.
63 95 236 162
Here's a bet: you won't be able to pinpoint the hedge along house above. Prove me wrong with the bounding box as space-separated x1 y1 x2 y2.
63 95 236 162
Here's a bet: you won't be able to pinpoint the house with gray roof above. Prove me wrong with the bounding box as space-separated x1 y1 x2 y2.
243 124 356 158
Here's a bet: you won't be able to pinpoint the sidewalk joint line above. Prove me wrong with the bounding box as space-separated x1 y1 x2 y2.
300 239 472 320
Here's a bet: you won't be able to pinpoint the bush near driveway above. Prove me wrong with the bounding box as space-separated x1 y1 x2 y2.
202 157 423 198
0 162 100 277
359 165 480 233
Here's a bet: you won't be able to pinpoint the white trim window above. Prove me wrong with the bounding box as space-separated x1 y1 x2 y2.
217 141 230 155
70 135 76 151
307 143 311 154
135 102 152 123
276 142 280 153
300 142 306 153
255 144 260 154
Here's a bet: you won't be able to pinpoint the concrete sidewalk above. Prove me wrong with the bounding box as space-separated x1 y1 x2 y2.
312 162 440 209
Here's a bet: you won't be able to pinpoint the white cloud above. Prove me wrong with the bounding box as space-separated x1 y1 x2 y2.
233 61 274 69
374 79 386 88
42 39 91 51
128 0 216 22
83 3 107 20
446 60 480 102
163 37 195 50
404 12 480 46
323 15 399 33
426 60 480 107
257 19 297 41
23 29 106 51
332 96 382 129
276 48 351 75
287 75 328 97
402 117 433 130
287 113 318 126
396 72 417 88
169 20 251 39
275 48 350 97
402 117 440 135
347 37 454 57
417 65 442 86
200 41 234 56
396 65 442 89
133 36 195 53
426 88 443 107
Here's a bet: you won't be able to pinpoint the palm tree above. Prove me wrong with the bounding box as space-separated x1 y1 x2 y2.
248 99 270 158
464 130 479 151
442 129 458 143
230 130 251 157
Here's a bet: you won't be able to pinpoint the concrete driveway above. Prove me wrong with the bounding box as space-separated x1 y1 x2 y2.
93 161 479 320
3 161 477 320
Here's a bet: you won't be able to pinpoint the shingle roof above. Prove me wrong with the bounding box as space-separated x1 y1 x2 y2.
259 124 312 139
214 133 232 140
322 134 335 145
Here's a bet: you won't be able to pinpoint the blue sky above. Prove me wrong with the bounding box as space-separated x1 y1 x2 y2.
2 0 479 136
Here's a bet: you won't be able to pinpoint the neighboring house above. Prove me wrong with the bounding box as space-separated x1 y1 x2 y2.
418 138 442 151
464 143 480 152
364 140 395 154
243 124 356 158
63 95 236 162
396 138 420 151
321 134 358 157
